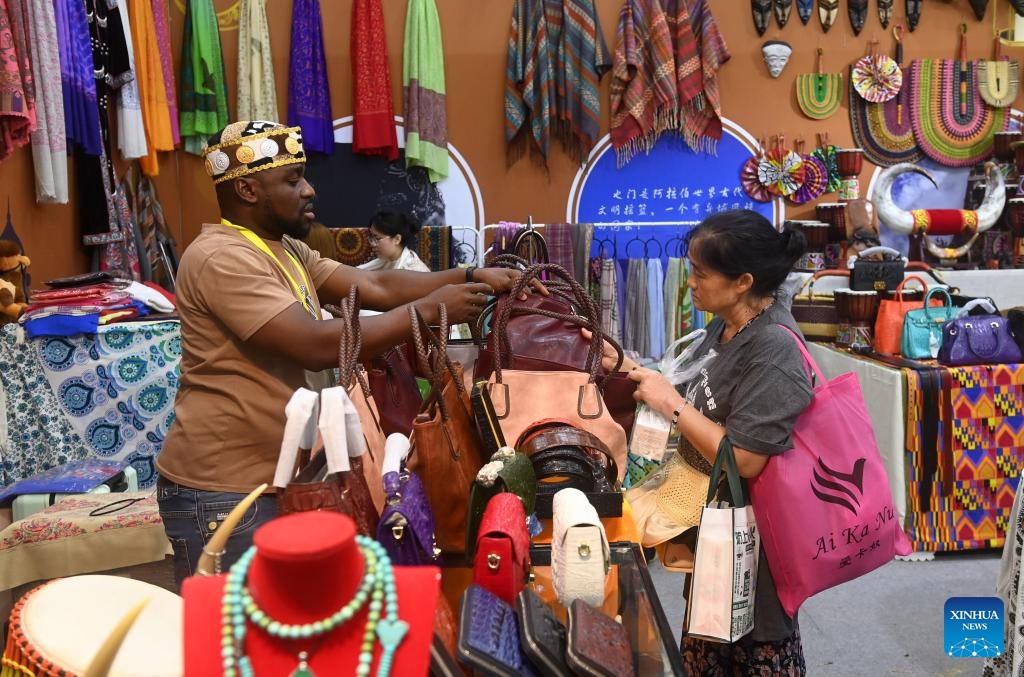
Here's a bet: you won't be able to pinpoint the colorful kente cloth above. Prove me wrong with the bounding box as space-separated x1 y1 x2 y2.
505 0 553 165
114 0 148 161
132 0 175 176
352 0 397 159
418 226 450 272
909 58 1010 168
179 0 229 155
903 362 1024 552
54 0 101 156
288 0 333 154
0 0 35 163
237 0 278 121
151 0 179 144
24 0 66 202
403 0 448 181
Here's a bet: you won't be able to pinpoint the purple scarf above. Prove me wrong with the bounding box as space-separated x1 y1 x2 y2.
288 0 333 154
54 0 101 155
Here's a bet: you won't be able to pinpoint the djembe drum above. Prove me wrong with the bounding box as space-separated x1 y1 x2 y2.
789 221 830 270
815 202 848 245
1008 198 1024 266
2 575 183 676
836 148 864 201
833 288 853 347
994 131 1022 163
846 289 880 353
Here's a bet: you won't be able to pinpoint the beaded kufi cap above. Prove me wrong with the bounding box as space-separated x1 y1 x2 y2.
202 120 306 185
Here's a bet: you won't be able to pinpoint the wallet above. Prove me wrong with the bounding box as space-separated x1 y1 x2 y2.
566 599 635 677
471 380 506 457
457 584 536 677
516 589 571 677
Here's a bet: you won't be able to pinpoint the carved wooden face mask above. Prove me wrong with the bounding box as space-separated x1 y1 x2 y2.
752 0 771 36
762 40 793 78
848 0 868 35
797 0 813 24
775 0 793 27
968 0 988 21
877 0 893 27
906 0 922 31
818 0 839 32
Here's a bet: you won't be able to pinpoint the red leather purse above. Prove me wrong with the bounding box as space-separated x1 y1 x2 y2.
473 493 531 605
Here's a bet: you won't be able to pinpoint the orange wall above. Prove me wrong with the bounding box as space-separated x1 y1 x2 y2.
2 0 1023 283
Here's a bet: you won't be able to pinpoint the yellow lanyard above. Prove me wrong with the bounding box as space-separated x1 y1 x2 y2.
220 219 318 319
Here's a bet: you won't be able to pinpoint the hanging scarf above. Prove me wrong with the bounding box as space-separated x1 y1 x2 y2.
665 0 706 147
131 0 175 176
553 0 611 163
115 0 148 161
179 0 229 156
570 223 594 285
287 0 332 154
505 0 553 165
0 0 34 162
545 223 575 274
124 164 176 290
54 0 101 156
909 58 1009 168
663 256 679 345
599 258 622 344
352 0 397 159
647 257 665 358
151 0 179 145
23 0 66 203
849 67 923 168
403 0 448 181
681 0 729 153
238 0 278 121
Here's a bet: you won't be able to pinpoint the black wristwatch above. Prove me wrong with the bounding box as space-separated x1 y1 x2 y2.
465 266 477 283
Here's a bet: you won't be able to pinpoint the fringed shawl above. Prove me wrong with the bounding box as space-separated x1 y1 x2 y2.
351 0 398 159
403 0 448 181
288 0 333 154
553 0 611 163
681 0 729 152
24 0 66 202
237 0 279 121
151 0 180 144
115 0 149 161
0 0 34 163
131 0 175 176
179 0 229 155
505 0 553 165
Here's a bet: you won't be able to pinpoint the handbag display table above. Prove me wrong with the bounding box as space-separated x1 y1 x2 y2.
439 541 684 676
0 321 181 490
806 343 1022 553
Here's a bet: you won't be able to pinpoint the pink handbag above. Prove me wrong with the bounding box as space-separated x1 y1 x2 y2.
749 326 912 618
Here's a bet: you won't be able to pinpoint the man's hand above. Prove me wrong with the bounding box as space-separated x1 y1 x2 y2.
474 267 548 298
417 282 493 324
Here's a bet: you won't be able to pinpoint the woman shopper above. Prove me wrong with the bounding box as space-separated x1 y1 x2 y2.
608 210 813 675
358 208 432 272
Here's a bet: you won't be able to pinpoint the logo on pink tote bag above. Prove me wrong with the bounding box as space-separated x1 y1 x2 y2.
810 457 866 515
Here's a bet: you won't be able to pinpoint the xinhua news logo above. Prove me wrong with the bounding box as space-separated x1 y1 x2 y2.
944 597 1003 658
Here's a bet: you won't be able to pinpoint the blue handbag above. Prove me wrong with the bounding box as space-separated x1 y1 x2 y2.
900 287 957 359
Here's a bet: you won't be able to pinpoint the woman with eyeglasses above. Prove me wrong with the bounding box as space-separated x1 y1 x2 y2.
359 209 432 273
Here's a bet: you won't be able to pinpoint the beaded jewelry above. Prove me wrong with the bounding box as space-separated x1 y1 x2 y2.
220 536 407 677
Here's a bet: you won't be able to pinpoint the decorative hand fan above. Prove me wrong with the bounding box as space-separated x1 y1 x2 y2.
977 36 1020 108
775 0 793 27
752 0 771 36
878 0 893 28
758 135 805 197
818 0 838 32
789 139 828 205
852 50 903 103
849 0 868 35
796 48 844 120
813 132 842 193
797 0 812 24
906 0 921 31
741 137 774 203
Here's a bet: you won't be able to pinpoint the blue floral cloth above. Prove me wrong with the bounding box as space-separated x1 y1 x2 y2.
0 321 181 488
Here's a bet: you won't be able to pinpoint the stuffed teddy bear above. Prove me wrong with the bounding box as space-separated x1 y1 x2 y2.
0 240 30 324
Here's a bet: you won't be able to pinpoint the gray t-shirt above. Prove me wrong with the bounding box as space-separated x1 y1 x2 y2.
681 300 813 642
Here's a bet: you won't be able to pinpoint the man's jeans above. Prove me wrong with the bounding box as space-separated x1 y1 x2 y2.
156 477 279 589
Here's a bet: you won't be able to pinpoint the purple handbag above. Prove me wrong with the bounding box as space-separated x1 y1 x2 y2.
375 469 441 565
937 301 1023 366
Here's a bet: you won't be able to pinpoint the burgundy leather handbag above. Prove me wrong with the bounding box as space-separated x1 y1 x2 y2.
365 344 422 437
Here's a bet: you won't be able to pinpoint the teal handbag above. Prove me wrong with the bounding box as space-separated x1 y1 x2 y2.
900 287 957 359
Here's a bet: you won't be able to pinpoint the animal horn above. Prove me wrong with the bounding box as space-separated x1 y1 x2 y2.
871 163 938 235
974 162 1006 233
195 483 268 576
83 599 149 677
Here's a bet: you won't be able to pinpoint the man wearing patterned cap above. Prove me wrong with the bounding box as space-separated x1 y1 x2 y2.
156 121 527 584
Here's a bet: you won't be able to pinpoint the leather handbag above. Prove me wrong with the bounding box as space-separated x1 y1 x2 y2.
473 492 532 606
1010 309 1024 356
329 289 387 512
376 468 440 566
873 275 936 356
566 599 635 677
791 270 849 341
516 588 571 677
406 304 486 554
465 447 537 561
274 388 380 536
470 379 506 457
365 344 421 437
900 286 958 359
937 300 1024 366
551 488 610 608
456 584 536 677
850 246 906 292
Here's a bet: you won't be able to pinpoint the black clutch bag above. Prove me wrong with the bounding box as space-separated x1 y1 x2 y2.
516 589 571 677
471 380 506 458
850 246 905 292
457 584 536 677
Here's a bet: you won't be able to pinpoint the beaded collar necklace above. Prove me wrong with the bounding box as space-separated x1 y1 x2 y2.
221 536 407 677
722 299 774 343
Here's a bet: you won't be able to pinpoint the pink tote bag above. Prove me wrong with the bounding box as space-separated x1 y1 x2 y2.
749 327 911 617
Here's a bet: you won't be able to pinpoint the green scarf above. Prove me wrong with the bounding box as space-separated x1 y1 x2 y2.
180 0 229 155
403 0 448 181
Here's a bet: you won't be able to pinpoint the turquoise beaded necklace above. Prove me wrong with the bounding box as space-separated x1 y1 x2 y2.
220 536 407 677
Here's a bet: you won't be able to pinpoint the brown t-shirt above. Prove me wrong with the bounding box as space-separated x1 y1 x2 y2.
156 223 341 493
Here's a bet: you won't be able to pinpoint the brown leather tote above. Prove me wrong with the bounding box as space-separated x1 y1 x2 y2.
277 452 379 536
406 304 486 554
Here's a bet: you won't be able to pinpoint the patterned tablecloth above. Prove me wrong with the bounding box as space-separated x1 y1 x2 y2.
904 363 1024 552
0 321 181 488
